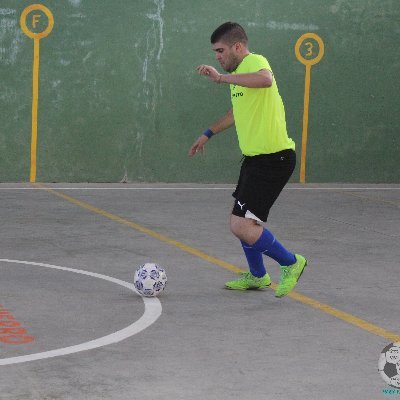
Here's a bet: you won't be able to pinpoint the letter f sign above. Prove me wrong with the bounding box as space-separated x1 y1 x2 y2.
32 14 41 28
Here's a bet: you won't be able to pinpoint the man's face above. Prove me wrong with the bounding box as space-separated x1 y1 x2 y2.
212 41 241 73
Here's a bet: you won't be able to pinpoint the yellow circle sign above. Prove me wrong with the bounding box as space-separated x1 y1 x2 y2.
20 4 54 40
295 33 324 66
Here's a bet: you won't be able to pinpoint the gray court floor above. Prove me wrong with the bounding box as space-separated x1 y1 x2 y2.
0 183 399 400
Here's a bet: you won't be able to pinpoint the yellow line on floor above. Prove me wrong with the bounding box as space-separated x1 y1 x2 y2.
40 185 400 343
288 291 400 342
337 190 400 207
39 185 242 274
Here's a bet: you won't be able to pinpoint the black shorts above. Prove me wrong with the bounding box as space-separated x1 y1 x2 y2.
232 149 296 222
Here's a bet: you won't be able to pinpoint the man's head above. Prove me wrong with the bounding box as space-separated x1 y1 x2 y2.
211 22 249 73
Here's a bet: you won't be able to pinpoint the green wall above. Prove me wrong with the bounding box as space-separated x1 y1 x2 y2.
0 0 399 183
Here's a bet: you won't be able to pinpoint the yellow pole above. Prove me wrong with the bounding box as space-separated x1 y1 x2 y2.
295 33 324 184
30 38 40 183
300 64 311 184
20 4 54 183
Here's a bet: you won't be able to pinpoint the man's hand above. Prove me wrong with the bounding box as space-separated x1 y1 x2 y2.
196 64 221 83
188 134 209 157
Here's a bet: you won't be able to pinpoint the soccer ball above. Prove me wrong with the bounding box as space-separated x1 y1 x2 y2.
134 263 167 297
378 343 400 388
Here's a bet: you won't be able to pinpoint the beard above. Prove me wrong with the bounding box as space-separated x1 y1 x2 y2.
221 54 241 73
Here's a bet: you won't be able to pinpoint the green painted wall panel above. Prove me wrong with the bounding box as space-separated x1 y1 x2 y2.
0 0 399 182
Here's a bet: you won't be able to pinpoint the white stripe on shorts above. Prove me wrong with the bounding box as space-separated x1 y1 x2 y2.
245 210 262 223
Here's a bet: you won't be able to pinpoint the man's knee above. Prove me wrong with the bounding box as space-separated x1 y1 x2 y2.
230 215 244 237
230 215 259 241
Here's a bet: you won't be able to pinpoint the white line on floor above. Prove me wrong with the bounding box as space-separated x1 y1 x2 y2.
0 259 162 366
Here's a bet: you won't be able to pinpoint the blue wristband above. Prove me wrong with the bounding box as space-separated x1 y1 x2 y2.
203 128 214 139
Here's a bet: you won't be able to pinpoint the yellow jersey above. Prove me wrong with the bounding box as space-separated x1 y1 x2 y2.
230 53 295 156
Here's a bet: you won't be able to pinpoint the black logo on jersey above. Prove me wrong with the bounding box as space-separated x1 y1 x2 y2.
232 92 244 98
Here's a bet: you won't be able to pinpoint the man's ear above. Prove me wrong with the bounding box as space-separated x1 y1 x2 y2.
231 42 242 54
235 41 247 54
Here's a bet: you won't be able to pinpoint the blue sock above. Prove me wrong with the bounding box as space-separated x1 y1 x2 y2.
241 240 266 278
251 228 296 266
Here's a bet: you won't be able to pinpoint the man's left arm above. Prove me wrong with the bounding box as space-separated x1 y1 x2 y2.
197 65 273 88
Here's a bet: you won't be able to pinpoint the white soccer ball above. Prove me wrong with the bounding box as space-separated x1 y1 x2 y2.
134 263 167 297
386 345 400 364
379 343 400 388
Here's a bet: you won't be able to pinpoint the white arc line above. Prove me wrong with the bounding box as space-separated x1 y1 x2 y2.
0 259 162 366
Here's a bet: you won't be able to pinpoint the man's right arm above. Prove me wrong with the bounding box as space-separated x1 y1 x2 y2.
188 109 234 157
209 108 234 134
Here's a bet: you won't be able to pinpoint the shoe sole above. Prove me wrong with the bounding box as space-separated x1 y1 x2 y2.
275 258 308 298
225 283 271 291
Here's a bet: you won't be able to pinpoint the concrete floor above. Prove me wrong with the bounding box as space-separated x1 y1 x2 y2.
0 183 399 400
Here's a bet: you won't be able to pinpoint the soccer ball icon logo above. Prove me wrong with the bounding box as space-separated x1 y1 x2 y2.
134 263 167 297
378 343 400 388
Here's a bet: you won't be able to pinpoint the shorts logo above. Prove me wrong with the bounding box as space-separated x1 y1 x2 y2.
237 201 246 210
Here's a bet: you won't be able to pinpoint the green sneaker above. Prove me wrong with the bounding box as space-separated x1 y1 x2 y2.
275 254 307 298
225 272 271 290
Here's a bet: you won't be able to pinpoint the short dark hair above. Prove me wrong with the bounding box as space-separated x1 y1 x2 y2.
210 22 248 46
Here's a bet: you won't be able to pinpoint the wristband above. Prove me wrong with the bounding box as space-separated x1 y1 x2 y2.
203 128 214 139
